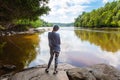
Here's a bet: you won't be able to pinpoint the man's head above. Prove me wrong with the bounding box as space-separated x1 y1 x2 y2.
53 25 59 31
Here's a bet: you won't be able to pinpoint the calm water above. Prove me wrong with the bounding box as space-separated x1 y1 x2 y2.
0 27 120 73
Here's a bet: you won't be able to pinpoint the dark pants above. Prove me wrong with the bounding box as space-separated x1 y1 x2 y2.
47 48 59 71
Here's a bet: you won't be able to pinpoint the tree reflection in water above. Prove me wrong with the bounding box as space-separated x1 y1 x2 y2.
0 34 40 75
74 29 120 52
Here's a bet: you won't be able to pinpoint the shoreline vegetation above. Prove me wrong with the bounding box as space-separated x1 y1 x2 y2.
74 0 120 28
1 0 120 36
0 28 45 36
0 0 52 36
1 26 120 36
75 27 120 32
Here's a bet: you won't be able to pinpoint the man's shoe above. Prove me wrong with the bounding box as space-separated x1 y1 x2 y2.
45 69 49 73
53 70 58 74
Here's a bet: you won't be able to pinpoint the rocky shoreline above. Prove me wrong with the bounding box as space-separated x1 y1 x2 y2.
0 28 45 36
1 63 120 80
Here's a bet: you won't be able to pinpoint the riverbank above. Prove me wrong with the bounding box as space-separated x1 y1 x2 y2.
0 28 45 36
1 63 120 80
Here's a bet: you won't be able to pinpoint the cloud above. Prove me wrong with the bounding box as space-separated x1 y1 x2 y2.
41 0 114 23
102 0 114 3
99 51 120 68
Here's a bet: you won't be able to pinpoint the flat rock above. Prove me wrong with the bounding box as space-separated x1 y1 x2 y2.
2 63 120 80
9 63 76 80
10 68 68 80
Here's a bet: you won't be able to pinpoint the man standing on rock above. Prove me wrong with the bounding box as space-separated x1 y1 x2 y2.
45 25 61 74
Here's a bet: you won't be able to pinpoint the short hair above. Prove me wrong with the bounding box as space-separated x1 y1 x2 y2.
53 25 59 31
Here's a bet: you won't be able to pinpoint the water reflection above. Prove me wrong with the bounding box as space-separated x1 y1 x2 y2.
0 34 39 75
30 27 120 69
74 29 120 52
1 27 120 75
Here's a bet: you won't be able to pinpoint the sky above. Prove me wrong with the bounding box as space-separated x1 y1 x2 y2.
41 0 114 23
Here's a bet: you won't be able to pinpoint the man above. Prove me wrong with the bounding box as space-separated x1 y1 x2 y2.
45 25 61 74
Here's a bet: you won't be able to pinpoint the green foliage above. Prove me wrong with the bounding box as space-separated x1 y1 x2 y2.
74 0 120 28
0 0 50 28
118 21 120 27
15 18 53 28
31 20 43 28
30 19 53 27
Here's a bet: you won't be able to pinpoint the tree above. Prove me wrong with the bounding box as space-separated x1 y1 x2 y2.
74 0 120 28
0 0 50 29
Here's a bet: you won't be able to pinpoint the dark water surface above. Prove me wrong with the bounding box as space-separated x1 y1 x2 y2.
0 27 120 73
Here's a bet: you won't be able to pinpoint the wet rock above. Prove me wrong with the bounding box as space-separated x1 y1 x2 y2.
67 64 120 80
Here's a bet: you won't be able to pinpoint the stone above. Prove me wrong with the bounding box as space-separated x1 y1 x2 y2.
1 63 120 80
9 63 75 80
2 65 16 70
67 68 96 80
10 68 68 80
67 64 120 80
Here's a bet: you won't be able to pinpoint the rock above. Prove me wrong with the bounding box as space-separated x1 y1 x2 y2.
0 65 16 78
89 64 120 80
33 29 45 33
67 64 120 80
2 65 16 72
67 68 96 80
1 63 120 80
10 68 68 80
0 73 13 80
8 63 75 80
58 63 76 70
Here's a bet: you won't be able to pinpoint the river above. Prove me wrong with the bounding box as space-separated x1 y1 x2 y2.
0 27 120 73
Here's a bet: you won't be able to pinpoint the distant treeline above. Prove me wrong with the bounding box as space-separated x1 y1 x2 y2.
52 23 74 27
74 0 120 28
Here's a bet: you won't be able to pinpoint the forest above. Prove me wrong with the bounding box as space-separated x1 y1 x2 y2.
0 0 52 31
74 0 120 28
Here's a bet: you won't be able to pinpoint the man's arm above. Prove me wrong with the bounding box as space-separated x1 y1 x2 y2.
48 32 52 47
58 34 61 45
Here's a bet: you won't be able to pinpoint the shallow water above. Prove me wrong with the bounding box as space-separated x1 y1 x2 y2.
0 27 120 72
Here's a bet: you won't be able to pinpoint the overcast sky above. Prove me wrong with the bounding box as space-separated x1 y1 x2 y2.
41 0 114 23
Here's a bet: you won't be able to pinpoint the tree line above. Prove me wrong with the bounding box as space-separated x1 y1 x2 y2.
74 0 120 28
52 23 74 27
0 0 51 31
